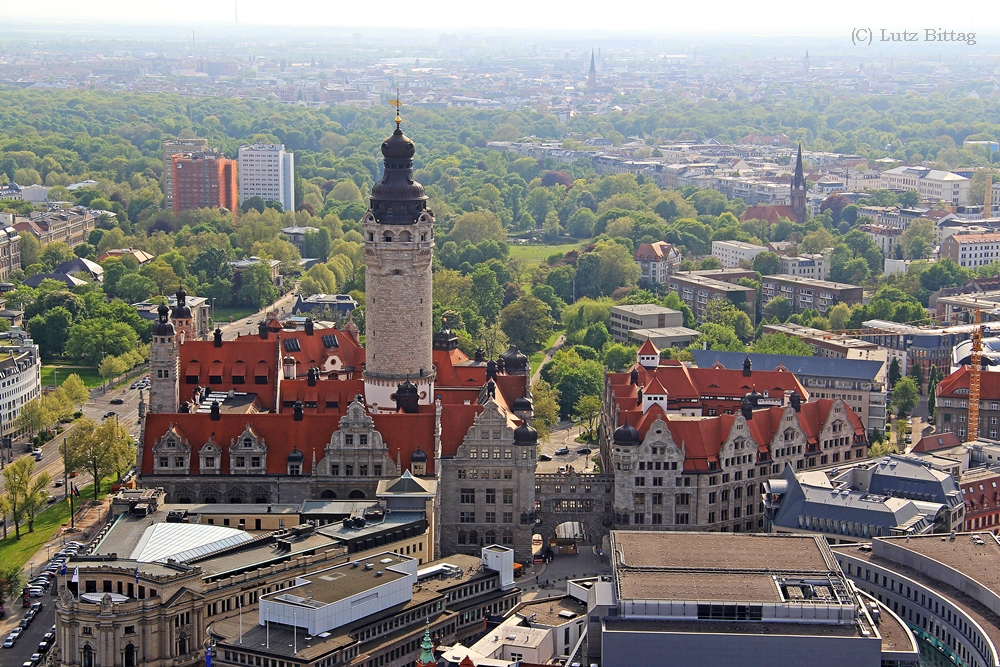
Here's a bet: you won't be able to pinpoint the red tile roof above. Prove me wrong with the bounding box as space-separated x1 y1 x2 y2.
937 366 1000 400
637 339 659 356
740 205 801 224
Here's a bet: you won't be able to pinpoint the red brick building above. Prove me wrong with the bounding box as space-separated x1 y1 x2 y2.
171 151 238 216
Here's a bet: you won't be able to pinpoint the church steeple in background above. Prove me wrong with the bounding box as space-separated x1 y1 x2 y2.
790 143 807 223
588 49 597 88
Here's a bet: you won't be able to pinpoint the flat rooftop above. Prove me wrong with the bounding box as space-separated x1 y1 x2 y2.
514 595 588 627
612 304 679 315
617 572 783 603
603 618 864 638
265 553 412 607
612 532 835 573
879 533 1000 595
161 503 301 515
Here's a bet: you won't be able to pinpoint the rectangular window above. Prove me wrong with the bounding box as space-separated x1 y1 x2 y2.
459 512 475 523
503 489 513 504
485 511 496 523
634 513 644 525
460 489 475 504
485 489 496 504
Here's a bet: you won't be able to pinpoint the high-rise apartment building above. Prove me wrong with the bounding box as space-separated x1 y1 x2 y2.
162 138 209 211
171 151 238 216
238 143 295 212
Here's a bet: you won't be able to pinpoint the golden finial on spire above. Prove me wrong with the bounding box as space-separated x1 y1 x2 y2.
389 87 402 128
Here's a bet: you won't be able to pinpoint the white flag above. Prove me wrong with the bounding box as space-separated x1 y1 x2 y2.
71 567 79 583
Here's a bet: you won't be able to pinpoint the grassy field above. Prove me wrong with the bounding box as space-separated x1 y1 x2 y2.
0 476 113 573
508 242 584 264
41 365 102 388
213 307 257 324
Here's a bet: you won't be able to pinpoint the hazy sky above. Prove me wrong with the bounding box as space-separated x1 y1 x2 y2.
4 0 996 34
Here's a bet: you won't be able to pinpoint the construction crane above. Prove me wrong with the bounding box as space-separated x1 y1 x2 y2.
969 308 984 442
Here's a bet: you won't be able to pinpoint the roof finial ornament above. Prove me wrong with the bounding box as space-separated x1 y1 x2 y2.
390 87 402 129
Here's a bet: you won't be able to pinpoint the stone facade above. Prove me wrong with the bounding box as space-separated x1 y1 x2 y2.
314 397 399 495
601 399 867 533
438 400 537 561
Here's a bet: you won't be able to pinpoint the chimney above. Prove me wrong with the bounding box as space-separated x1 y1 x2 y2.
790 391 802 412
305 318 314 336
283 356 297 380
630 368 639 386
307 367 318 386
210 400 221 421
213 328 223 347
743 356 752 377
258 322 268 340
293 399 304 421
474 348 485 363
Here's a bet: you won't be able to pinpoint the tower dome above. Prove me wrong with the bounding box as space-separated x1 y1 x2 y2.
513 422 538 445
613 422 640 447
368 122 428 224
410 448 428 463
499 344 528 373
172 287 191 319
287 447 305 464
395 379 419 414
153 303 175 336
511 396 533 413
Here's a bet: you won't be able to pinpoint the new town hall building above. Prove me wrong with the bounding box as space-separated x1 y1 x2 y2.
138 120 539 562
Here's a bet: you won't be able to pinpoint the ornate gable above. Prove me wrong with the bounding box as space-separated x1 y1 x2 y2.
315 395 395 478
152 424 191 474
638 416 685 463
199 438 221 475
457 399 514 460
229 424 267 474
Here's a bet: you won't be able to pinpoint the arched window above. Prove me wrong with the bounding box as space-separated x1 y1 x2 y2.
468 530 479 546
83 646 94 667
320 490 337 499
177 632 188 655
383 233 393 242
399 231 412 242
348 490 366 499
125 644 136 667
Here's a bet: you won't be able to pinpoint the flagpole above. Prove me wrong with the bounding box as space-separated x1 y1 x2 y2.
293 609 297 654
266 605 269 649
239 597 242 644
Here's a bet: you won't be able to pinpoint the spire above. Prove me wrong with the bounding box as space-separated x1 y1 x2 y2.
793 143 804 188
588 49 597 87
416 621 435 667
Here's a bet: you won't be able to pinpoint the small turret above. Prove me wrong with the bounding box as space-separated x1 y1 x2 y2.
743 356 752 377
210 400 221 421
395 379 419 414
293 399 304 421
304 318 314 336
258 322 268 340
213 328 223 347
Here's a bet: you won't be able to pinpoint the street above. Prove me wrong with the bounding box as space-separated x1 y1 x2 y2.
1 598 56 667
537 422 596 474
217 292 298 341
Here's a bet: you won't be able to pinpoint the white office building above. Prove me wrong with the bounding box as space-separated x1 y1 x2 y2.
711 240 767 268
238 144 295 212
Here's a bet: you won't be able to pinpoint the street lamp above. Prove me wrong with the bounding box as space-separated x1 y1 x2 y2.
28 561 34 578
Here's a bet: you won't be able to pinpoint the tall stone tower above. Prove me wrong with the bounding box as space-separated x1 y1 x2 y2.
587 49 597 88
803 51 810 76
790 144 807 223
149 303 179 413
363 115 436 412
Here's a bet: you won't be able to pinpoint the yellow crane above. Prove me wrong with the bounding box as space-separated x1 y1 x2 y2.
969 308 984 442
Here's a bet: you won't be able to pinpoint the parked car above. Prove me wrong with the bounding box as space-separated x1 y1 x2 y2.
31 602 42 613
102 411 116 419
42 632 54 643
554 446 570 455
10 627 22 638
53 479 63 487
37 641 49 653
538 454 552 462
21 660 32 667
31 448 41 456
576 447 592 455
3 636 14 649
28 588 44 597
30 653 42 666
18 618 30 629
110 398 124 405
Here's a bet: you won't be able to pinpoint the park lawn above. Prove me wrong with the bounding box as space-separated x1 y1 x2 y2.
508 242 584 264
213 307 257 324
41 365 103 388
0 476 114 573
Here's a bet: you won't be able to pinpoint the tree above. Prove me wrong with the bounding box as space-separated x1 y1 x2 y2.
0 563 24 611
16 396 54 439
750 333 814 356
1 456 34 539
827 303 851 331
689 323 744 352
603 344 636 372
573 395 602 442
869 440 897 458
27 306 74 358
901 218 935 259
762 296 793 322
555 361 604 419
752 251 781 276
77 417 117 500
240 196 266 214
236 262 280 310
62 418 94 490
448 211 506 245
908 363 925 392
114 273 157 303
470 265 504 325
330 180 363 203
532 380 560 440
888 357 902 386
891 376 919 418
60 373 90 407
21 469 52 532
18 232 40 268
704 299 753 343
927 380 937 425
499 296 553 354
